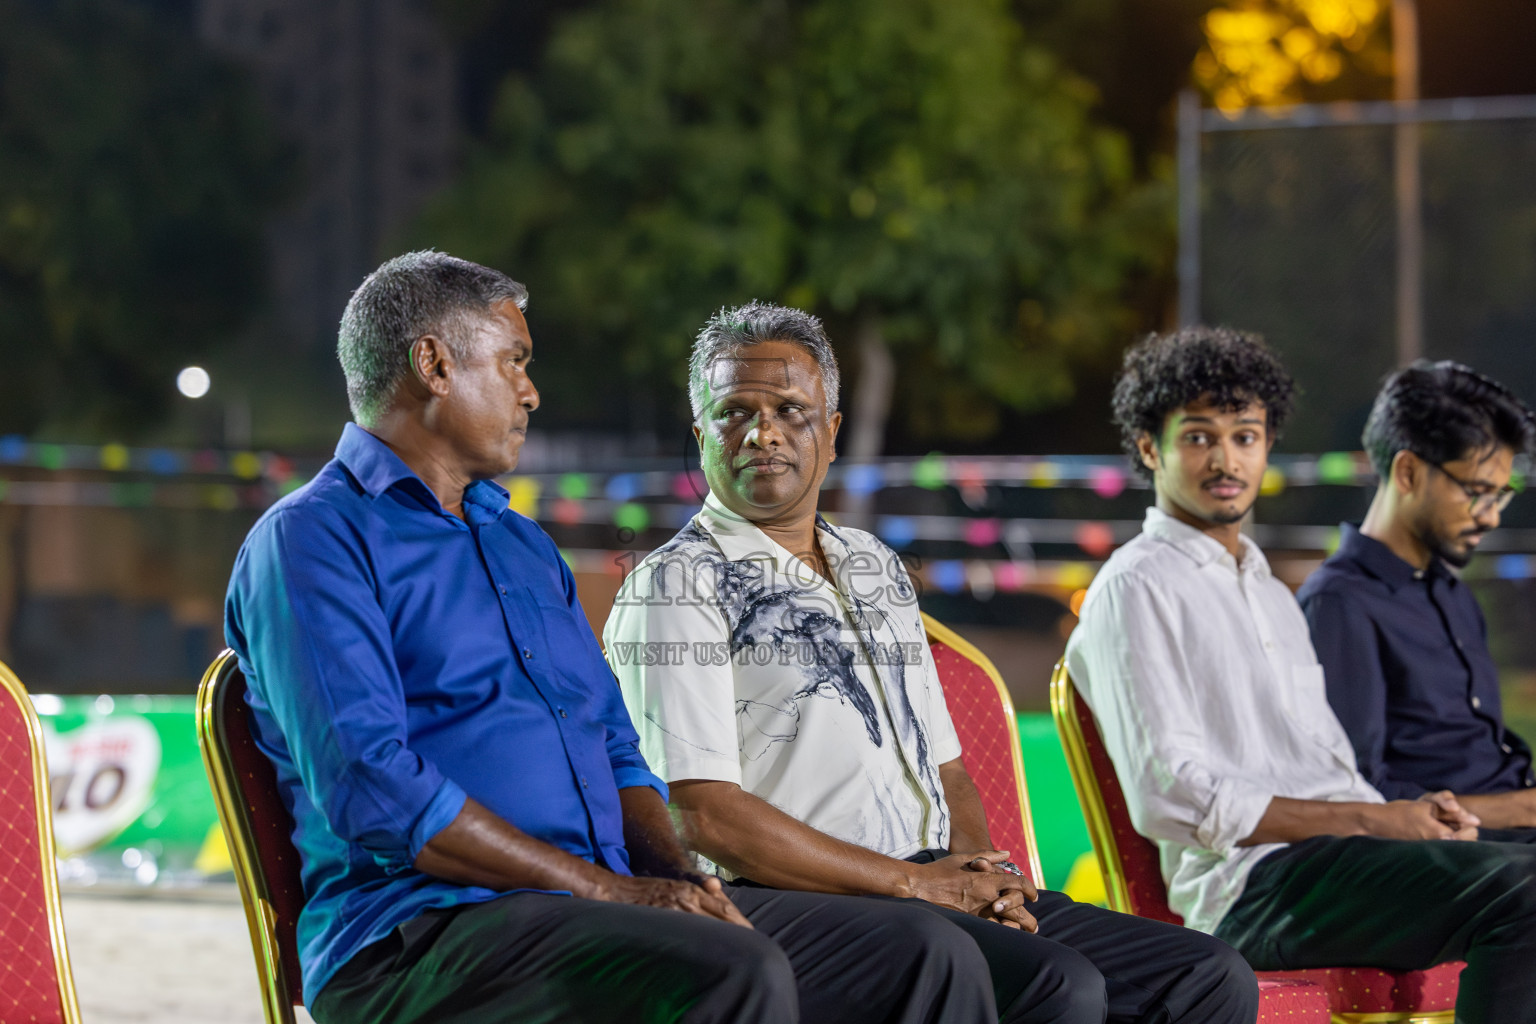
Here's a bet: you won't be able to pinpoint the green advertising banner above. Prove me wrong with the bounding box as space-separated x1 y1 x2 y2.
32 695 1105 900
34 694 228 886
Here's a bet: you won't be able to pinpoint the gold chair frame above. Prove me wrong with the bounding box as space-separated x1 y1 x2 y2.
0 660 82 1024
196 650 299 1024
1049 659 1452 1024
922 613 1045 885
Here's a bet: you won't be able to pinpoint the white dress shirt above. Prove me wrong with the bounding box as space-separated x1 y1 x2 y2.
604 495 961 872
1065 506 1382 934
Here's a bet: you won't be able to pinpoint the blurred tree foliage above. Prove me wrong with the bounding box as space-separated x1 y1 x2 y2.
0 0 289 439
414 0 1170 449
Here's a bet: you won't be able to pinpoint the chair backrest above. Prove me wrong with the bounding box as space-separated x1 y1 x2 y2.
922 613 1045 888
196 650 305 1024
1048 660 1183 924
0 660 81 1024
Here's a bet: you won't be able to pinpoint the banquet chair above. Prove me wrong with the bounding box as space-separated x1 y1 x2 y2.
1050 660 1461 1023
197 649 305 1024
0 659 82 1024
921 613 1045 886
923 621 1328 1021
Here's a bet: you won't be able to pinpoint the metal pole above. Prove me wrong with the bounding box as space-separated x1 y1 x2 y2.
1393 0 1423 366
1177 90 1202 328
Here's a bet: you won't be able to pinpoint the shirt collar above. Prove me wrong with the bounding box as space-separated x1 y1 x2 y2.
334 423 509 516
697 492 836 578
1335 522 1452 591
1142 505 1271 578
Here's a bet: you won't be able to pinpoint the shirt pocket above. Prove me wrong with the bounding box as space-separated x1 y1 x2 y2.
528 592 604 711
1291 662 1355 769
1288 663 1327 717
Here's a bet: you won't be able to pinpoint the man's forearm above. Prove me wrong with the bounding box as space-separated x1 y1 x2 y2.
1237 796 1376 846
617 785 698 878
670 780 920 897
1238 794 1467 845
413 797 617 898
938 757 995 855
1458 790 1536 830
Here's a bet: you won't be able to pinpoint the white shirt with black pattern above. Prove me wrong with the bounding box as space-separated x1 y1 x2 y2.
604 493 962 873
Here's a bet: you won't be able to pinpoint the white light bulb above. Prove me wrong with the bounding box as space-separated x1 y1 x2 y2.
177 366 211 399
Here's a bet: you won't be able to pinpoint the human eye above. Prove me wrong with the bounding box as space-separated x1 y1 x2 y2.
1182 431 1211 447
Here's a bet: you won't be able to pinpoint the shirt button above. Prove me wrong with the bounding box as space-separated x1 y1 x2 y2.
523 648 534 660
498 585 507 595
559 708 568 718
581 777 588 788
1472 696 1482 709
1503 743 1513 753
1455 638 1464 649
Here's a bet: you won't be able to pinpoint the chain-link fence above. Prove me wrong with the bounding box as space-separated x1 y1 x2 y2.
1180 94 1536 454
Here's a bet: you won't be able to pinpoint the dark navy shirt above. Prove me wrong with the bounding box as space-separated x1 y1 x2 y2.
1296 522 1534 800
224 424 664 1006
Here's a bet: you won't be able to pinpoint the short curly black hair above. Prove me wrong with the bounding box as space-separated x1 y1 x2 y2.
1362 360 1535 479
1112 326 1296 478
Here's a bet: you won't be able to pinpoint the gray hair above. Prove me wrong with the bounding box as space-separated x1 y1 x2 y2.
337 250 528 425
688 301 840 420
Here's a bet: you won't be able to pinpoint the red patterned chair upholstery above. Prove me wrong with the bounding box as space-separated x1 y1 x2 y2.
0 660 81 1024
1050 661 1461 1023
197 650 305 1024
922 613 1044 885
926 622 1328 1022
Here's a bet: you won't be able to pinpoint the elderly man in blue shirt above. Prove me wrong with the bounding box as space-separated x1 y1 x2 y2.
224 252 999 1024
1298 361 1536 835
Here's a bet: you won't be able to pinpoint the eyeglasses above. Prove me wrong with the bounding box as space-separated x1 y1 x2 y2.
1427 461 1519 516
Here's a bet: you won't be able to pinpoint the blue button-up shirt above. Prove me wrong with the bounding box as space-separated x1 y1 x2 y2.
1297 522 1534 800
224 424 665 1006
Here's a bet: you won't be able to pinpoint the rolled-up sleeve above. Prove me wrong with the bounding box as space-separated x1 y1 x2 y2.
604 553 742 786
1069 572 1274 855
226 504 465 869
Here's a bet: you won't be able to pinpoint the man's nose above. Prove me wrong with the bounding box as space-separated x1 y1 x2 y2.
1475 502 1500 531
520 375 540 412
745 412 781 448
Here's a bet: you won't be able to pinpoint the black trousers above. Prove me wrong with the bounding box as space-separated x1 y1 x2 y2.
1215 834 1536 1024
312 876 1258 1024
893 849 1258 1024
311 885 998 1024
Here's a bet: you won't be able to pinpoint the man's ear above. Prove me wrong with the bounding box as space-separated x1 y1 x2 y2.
1135 433 1160 474
1390 449 1424 496
410 335 452 398
826 410 842 462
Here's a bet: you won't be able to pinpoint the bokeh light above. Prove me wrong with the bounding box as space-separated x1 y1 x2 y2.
176 366 211 399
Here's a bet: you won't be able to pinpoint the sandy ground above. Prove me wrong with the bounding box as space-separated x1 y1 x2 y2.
60 888 315 1024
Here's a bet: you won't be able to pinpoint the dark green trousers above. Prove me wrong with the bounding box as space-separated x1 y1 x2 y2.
1217 833 1536 1024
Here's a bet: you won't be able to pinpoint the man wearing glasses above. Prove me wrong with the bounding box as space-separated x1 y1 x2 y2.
1298 360 1536 835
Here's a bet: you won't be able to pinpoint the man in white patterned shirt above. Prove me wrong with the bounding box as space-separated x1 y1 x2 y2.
1067 326 1536 1024
607 302 1260 1024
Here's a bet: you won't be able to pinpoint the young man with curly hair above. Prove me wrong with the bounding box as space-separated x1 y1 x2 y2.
1297 362 1536 831
1066 326 1536 1024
